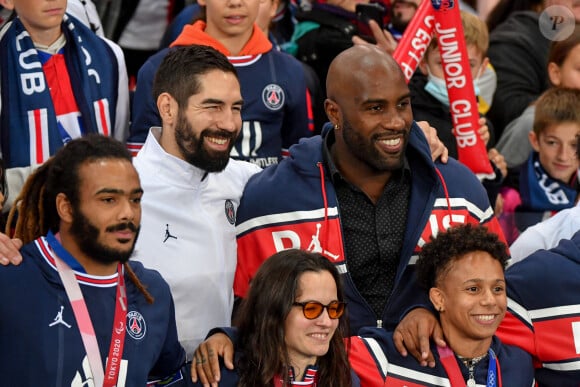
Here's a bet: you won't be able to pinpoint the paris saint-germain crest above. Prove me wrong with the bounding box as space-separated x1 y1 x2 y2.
431 0 455 11
225 199 236 225
126 311 146 340
262 84 285 111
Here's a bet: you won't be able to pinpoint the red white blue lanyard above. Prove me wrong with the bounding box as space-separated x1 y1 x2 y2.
437 346 501 387
49 232 128 387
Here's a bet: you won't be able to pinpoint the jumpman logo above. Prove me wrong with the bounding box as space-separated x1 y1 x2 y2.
164 224 177 243
48 305 71 328
307 223 340 260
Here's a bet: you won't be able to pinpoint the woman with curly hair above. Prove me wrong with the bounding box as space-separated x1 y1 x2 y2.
348 224 535 386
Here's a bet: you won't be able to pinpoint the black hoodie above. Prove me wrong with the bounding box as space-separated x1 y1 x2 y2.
486 11 551 138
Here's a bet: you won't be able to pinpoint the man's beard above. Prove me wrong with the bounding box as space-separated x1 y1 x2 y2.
342 118 408 172
174 112 237 172
69 207 140 265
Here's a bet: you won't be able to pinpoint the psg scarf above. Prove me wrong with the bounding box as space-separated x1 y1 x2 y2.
519 152 577 211
0 14 118 167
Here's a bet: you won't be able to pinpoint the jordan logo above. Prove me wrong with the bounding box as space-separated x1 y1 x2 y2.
307 223 340 260
49 305 71 328
164 224 177 243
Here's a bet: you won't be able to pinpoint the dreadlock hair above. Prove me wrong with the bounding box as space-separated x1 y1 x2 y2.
235 249 352 387
6 160 50 243
6 135 154 304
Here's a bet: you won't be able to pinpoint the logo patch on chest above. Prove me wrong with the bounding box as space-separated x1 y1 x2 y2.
126 311 146 340
225 200 236 225
262 84 285 111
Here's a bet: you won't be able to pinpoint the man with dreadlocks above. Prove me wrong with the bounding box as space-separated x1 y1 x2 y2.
0 135 189 386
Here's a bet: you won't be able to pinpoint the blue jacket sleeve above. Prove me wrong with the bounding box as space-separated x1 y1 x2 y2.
149 292 187 381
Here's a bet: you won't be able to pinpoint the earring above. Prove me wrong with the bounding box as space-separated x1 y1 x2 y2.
334 124 339 130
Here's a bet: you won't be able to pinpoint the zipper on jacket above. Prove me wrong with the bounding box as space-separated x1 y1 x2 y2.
376 319 383 328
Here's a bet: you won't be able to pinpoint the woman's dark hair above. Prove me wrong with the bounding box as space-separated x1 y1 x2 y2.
235 249 352 387
416 224 509 289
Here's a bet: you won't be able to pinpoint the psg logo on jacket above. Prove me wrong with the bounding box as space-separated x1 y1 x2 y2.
262 84 285 111
126 311 147 340
431 0 455 10
225 200 236 225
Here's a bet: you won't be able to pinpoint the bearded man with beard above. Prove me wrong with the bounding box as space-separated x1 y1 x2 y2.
0 135 188 386
130 45 261 361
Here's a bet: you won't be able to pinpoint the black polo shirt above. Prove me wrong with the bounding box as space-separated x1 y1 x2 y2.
323 131 411 319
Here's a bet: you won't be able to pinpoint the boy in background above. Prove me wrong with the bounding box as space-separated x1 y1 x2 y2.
409 11 506 209
0 0 129 211
500 87 580 242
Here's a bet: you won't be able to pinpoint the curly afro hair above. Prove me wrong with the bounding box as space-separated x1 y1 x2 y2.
416 224 509 290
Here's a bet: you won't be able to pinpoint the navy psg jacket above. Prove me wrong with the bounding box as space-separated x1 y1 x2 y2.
349 328 534 386
234 123 506 335
0 237 187 386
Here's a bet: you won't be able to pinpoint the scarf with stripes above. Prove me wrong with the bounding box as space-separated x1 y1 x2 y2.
0 14 118 167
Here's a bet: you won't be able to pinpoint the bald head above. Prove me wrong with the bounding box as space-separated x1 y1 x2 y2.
326 45 405 102
323 45 414 187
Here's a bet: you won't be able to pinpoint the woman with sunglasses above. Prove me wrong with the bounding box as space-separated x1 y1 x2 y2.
192 249 357 386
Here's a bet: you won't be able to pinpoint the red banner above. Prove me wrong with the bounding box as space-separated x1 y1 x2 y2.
392 0 435 82
430 0 494 178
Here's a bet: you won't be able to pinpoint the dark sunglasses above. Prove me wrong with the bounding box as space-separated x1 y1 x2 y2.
292 301 346 319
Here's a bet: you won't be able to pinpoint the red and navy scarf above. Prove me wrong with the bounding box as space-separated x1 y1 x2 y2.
519 151 577 211
0 14 119 167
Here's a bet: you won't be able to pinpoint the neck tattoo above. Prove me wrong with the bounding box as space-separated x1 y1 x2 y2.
457 353 488 387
